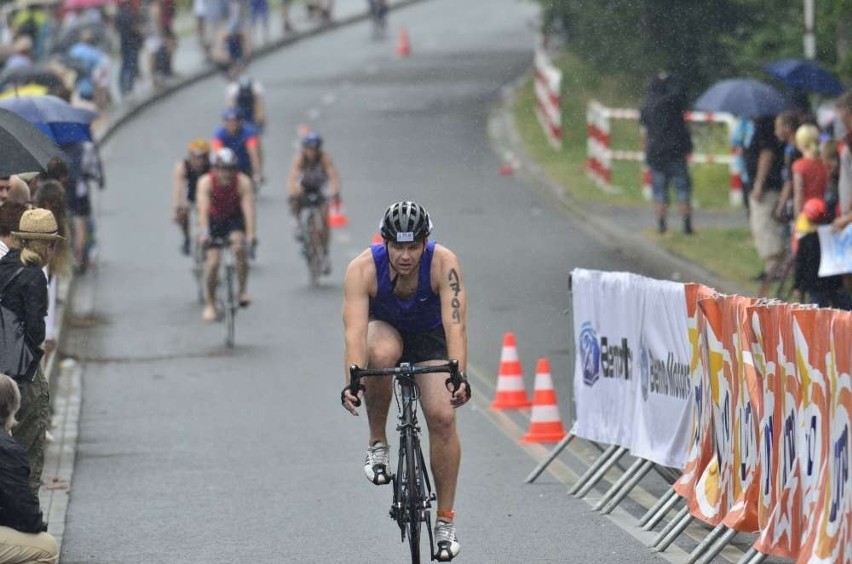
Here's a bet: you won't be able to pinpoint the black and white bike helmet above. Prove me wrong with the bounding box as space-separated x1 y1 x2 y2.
210 147 238 169
379 201 433 243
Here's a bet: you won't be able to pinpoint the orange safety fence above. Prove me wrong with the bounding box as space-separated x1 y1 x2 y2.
674 295 852 561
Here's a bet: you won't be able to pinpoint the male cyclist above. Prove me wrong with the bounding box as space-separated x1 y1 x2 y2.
226 74 266 133
172 138 211 256
196 147 256 322
341 201 471 561
211 108 263 188
287 131 340 274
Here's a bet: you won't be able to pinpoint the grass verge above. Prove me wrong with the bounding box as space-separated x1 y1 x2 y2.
511 51 764 289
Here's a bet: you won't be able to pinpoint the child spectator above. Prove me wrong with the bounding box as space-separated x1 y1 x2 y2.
792 124 827 219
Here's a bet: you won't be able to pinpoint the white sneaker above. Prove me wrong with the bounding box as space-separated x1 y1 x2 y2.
434 520 460 561
363 442 392 485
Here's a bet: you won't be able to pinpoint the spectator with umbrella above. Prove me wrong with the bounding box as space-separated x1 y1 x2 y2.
696 78 790 281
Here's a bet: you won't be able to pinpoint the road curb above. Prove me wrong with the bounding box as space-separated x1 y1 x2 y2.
488 72 751 297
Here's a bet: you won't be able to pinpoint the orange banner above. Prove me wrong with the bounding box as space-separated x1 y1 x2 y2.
756 303 805 559
800 311 852 563
673 284 717 505
689 295 757 525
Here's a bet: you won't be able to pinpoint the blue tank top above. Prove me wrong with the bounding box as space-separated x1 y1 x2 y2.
369 241 442 333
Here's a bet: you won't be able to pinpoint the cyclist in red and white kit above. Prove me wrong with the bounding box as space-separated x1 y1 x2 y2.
196 147 256 322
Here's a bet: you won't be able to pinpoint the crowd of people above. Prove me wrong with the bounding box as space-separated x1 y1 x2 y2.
641 72 852 310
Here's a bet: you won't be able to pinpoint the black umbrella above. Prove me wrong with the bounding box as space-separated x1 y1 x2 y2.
50 19 110 54
764 58 845 96
0 107 64 176
0 65 64 91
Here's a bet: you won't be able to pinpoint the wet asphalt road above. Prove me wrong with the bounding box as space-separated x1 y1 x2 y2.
60 0 669 562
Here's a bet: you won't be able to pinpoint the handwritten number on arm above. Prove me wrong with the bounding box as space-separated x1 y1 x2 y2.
448 268 462 323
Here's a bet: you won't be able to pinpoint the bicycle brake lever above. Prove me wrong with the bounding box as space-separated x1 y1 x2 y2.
347 364 366 407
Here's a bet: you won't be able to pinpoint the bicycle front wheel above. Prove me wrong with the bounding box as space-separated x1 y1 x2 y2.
403 428 422 564
224 264 236 348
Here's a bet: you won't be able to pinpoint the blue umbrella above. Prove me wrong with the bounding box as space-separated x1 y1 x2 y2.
764 58 845 96
0 95 96 144
694 78 790 118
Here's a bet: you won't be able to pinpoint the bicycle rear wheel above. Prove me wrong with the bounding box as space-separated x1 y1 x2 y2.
305 210 323 287
224 263 236 347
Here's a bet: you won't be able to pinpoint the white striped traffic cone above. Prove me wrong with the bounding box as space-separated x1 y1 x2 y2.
521 357 567 443
490 332 532 410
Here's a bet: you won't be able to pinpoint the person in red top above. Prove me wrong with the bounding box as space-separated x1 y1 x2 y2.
196 148 257 322
791 123 828 219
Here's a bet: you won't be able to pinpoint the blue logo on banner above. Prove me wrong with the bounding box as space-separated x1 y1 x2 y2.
639 338 650 402
580 322 601 387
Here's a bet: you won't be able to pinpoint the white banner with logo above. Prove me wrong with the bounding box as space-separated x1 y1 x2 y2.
570 269 642 448
817 224 852 277
570 269 693 469
630 278 692 469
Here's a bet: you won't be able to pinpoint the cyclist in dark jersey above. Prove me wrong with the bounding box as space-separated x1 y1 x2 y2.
172 138 211 256
196 147 256 322
287 131 341 274
341 201 470 561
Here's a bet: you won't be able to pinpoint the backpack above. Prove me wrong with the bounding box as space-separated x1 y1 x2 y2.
236 81 255 124
0 268 38 381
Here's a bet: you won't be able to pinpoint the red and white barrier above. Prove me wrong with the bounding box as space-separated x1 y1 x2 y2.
586 100 744 206
534 36 562 150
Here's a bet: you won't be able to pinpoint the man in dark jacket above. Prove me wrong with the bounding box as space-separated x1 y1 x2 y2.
640 71 694 235
0 373 57 562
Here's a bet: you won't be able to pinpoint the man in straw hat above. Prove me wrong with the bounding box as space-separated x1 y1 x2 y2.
0 208 63 494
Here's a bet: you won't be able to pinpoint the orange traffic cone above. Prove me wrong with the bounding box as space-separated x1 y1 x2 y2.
491 332 532 410
396 27 411 58
329 200 349 228
371 232 383 244
521 358 567 443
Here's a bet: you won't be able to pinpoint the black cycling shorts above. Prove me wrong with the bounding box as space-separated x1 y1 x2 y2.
209 213 246 243
398 325 448 365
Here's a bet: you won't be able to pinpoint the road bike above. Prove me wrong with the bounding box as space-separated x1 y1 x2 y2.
347 360 468 563
298 192 326 287
208 238 239 348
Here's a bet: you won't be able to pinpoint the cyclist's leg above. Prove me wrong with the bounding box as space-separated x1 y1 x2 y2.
415 361 460 516
204 245 222 320
229 228 250 304
364 320 402 445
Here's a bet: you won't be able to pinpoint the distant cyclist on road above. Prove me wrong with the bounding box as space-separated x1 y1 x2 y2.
211 108 263 189
172 138 211 256
196 148 256 322
341 201 471 561
287 131 341 274
226 74 266 133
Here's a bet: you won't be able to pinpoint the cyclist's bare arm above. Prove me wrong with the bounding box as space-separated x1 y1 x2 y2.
196 173 213 240
342 250 378 414
172 160 188 218
432 245 470 406
322 153 341 199
237 172 256 241
286 154 302 197
247 139 263 181
254 96 266 129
